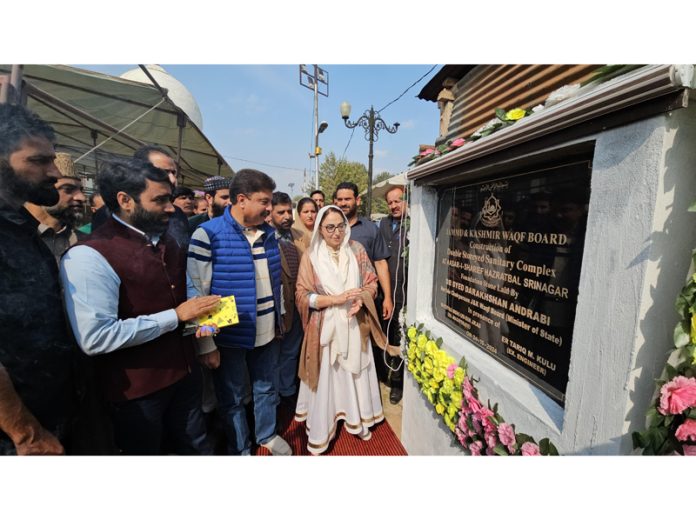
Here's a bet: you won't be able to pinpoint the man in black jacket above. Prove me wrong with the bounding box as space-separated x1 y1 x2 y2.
0 103 75 455
378 185 409 404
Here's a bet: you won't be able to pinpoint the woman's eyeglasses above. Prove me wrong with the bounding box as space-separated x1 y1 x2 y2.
322 223 347 234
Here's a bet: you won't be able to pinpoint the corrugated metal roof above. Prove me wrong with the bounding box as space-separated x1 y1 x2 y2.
443 65 600 142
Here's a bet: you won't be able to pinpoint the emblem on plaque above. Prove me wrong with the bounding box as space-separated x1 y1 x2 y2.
480 193 502 227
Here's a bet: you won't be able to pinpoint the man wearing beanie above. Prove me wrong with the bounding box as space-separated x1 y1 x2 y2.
24 152 87 264
188 176 230 236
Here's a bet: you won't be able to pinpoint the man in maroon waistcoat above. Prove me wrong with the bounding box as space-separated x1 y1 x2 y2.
60 158 221 455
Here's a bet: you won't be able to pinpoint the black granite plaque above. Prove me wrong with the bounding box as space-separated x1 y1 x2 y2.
433 160 592 404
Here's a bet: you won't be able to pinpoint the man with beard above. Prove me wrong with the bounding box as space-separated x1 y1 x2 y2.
269 191 305 402
133 145 192 247
60 158 221 455
187 169 291 455
25 152 87 263
0 103 75 455
188 176 231 235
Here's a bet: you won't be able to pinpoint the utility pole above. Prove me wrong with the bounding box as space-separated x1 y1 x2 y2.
299 65 329 190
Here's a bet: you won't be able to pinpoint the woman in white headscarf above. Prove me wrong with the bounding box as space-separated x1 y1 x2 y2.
294 205 399 454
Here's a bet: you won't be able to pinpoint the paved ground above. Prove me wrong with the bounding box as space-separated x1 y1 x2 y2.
379 381 403 441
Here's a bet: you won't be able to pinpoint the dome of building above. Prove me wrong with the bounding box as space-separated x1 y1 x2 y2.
121 65 203 129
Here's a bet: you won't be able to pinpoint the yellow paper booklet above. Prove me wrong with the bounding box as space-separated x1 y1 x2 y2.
196 295 239 329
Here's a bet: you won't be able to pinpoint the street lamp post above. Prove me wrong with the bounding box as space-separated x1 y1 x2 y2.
340 102 399 218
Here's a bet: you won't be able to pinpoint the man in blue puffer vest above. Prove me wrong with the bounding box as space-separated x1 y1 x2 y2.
187 169 291 455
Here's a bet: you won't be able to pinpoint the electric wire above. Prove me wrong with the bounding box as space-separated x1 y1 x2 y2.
340 126 356 162
222 155 304 172
377 65 438 113
382 181 410 375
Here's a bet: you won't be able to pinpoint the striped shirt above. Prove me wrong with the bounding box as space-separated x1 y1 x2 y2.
243 227 275 347
187 225 280 352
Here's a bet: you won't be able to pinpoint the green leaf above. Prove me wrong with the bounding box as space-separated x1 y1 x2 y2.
674 321 690 348
648 408 663 428
664 415 674 427
687 408 696 419
675 294 688 316
685 345 696 364
632 431 647 449
435 337 443 348
539 438 550 455
516 433 533 446
547 442 559 456
495 108 507 121
665 363 678 380
688 199 696 212
493 444 509 456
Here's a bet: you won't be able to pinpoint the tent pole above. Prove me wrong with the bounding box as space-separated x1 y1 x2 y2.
10 65 23 105
177 112 185 185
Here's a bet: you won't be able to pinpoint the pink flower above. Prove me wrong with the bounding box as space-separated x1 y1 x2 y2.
469 440 483 456
460 399 471 414
455 428 468 447
658 376 696 415
675 419 696 442
447 363 457 379
419 148 435 156
457 413 468 431
479 408 496 432
462 378 475 400
498 423 516 448
450 137 466 148
520 442 541 456
472 418 483 435
681 444 696 456
485 431 498 448
485 447 496 455
467 396 483 415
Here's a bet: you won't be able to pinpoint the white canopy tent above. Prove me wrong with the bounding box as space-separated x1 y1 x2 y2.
360 171 407 200
0 64 234 188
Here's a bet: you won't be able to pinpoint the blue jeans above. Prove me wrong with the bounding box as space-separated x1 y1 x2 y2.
109 369 211 455
213 341 280 455
276 313 304 398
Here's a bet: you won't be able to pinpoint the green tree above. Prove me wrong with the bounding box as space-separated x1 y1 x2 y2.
317 152 394 218
318 152 368 216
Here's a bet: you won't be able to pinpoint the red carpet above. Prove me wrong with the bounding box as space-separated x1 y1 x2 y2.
256 399 407 456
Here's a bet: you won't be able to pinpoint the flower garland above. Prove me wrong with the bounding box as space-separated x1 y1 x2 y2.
408 107 538 167
406 322 559 456
633 234 696 455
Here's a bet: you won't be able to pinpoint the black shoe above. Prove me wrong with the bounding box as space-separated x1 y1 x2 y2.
389 386 403 405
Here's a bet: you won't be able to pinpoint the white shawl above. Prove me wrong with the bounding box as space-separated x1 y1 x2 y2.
308 205 363 374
